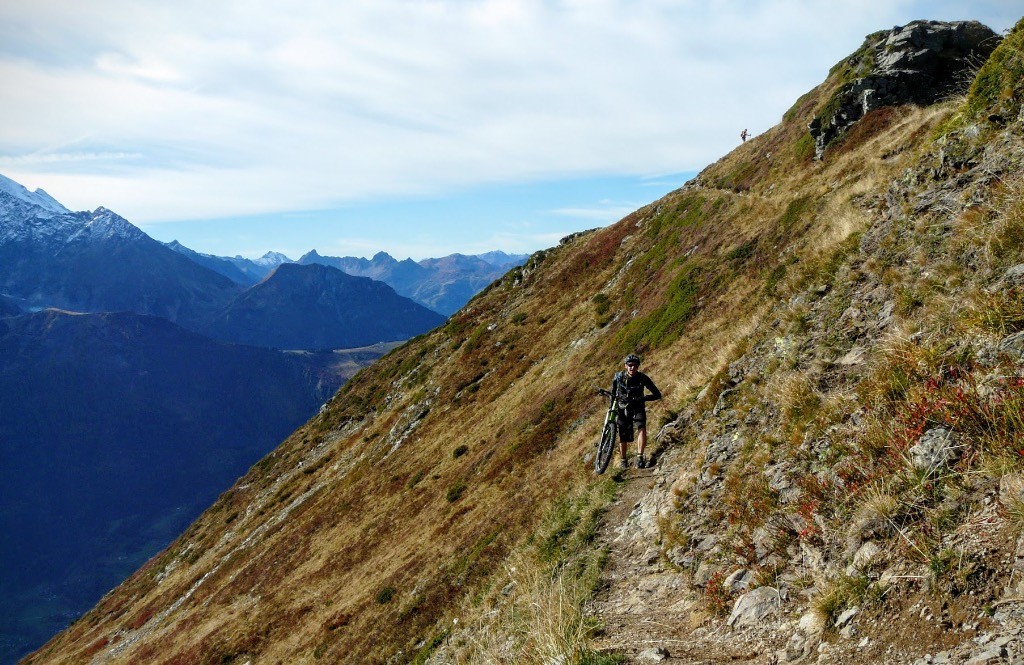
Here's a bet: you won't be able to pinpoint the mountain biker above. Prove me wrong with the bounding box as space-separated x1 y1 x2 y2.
611 354 661 469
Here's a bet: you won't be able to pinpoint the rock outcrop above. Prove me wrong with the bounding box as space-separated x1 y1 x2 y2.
809 20 1001 158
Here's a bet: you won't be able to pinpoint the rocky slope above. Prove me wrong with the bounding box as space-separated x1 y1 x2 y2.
25 17 1024 665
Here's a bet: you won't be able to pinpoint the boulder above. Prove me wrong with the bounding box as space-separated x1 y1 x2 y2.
724 568 750 593
909 427 960 474
1001 264 1024 286
810 21 1000 158
727 586 781 627
835 606 859 629
999 331 1024 360
638 647 670 662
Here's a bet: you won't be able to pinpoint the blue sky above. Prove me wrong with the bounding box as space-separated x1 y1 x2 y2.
0 1 1019 259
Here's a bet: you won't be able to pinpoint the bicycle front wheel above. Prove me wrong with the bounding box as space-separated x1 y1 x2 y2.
595 421 616 474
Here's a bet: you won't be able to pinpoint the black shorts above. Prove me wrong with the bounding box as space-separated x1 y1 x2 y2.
616 406 647 443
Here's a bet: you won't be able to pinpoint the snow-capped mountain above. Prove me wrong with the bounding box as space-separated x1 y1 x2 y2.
0 173 70 217
252 250 292 268
0 174 241 326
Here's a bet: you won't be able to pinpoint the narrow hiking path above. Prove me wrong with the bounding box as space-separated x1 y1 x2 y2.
586 445 783 664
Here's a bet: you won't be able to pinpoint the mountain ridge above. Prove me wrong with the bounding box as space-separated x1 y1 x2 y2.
298 248 527 315
0 183 448 350
164 241 528 316
200 262 446 350
0 173 69 216
0 194 242 328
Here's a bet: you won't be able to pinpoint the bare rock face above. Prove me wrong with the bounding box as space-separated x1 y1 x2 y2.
810 20 1000 158
727 586 782 627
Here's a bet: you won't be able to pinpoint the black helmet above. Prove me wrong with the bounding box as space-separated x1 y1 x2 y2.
624 354 641 366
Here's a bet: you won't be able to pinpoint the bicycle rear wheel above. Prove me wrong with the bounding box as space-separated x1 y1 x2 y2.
595 421 616 474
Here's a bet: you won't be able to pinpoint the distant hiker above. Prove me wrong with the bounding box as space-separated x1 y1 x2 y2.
611 354 661 469
740 128 749 142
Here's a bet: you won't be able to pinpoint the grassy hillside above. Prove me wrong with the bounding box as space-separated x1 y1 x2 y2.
26 18 1024 665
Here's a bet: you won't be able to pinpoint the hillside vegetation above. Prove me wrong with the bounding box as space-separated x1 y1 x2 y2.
27 18 1024 664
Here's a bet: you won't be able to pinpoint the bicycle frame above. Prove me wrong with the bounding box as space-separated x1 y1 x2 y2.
600 389 620 424
594 388 619 474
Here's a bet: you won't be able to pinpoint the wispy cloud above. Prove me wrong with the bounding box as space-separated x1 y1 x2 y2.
0 152 144 166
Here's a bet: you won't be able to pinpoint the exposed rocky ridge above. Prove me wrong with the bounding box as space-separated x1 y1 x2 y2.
24 17 1024 665
809 20 1001 159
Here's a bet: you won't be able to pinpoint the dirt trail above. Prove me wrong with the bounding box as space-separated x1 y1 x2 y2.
586 448 781 664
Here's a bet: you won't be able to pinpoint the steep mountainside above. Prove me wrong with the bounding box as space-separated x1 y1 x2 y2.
0 295 20 317
0 310 367 663
200 263 446 350
28 18 1024 665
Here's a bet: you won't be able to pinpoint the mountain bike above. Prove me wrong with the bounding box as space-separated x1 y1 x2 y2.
594 388 619 474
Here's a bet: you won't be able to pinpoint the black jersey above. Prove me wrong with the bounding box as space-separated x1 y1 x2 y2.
611 371 661 408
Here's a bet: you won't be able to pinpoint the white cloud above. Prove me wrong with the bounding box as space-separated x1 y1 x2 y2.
0 0 1017 224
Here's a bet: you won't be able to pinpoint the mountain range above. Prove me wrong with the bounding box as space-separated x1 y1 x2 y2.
165 242 527 316
297 249 526 315
20 17 1024 665
0 175 450 350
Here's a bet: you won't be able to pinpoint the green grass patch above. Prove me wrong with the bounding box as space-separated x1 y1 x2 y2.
726 239 758 262
464 324 489 353
408 469 426 489
779 195 814 232
592 292 611 318
616 261 703 352
446 481 467 503
962 18 1024 123
410 631 448 665
376 587 396 604
794 132 816 162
